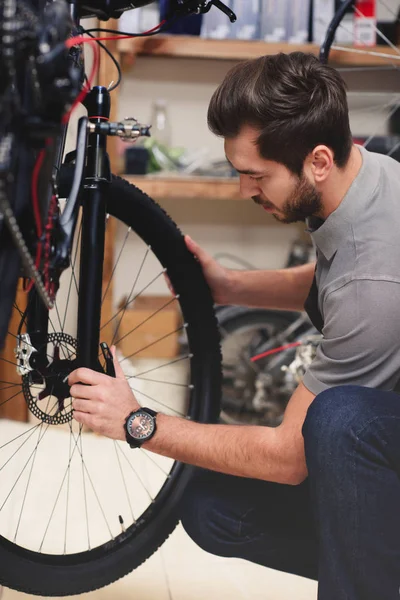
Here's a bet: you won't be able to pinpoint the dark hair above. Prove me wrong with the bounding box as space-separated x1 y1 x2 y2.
208 52 352 175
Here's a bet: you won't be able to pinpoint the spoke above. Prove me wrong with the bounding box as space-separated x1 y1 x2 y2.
0 416 54 513
133 376 191 388
116 317 181 356
64 427 73 554
139 448 172 478
0 388 23 411
67 426 114 543
332 45 400 62
130 385 186 417
354 5 400 56
39 427 82 552
0 423 42 474
76 423 91 551
115 442 154 503
362 98 400 149
62 222 82 331
13 302 25 319
0 356 21 369
13 395 52 542
113 441 136 524
0 383 21 391
129 354 192 379
0 422 42 451
159 547 174 600
388 139 400 157
100 269 166 332
110 245 152 346
101 225 131 307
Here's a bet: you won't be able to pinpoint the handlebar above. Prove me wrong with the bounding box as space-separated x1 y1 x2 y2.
78 0 236 23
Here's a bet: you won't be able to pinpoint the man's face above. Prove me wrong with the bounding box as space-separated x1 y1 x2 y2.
225 125 323 224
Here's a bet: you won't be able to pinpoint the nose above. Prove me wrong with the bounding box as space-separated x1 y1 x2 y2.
239 174 260 200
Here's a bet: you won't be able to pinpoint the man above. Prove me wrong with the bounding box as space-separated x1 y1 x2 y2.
69 52 400 599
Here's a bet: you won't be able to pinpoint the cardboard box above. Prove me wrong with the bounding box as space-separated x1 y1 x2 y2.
116 295 181 359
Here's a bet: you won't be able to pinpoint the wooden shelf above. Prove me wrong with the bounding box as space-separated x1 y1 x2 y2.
118 35 400 66
124 175 242 201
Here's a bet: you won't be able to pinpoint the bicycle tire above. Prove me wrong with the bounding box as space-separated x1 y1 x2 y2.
0 175 221 596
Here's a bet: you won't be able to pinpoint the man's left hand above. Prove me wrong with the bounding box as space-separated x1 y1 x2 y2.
69 346 140 440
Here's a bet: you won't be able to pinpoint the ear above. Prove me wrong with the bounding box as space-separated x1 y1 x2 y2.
306 145 334 184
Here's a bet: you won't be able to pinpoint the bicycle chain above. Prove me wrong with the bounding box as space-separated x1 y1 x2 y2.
0 178 54 309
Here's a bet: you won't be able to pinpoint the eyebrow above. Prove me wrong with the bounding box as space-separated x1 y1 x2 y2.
226 158 265 176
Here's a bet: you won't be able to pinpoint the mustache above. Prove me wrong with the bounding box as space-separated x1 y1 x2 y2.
252 195 273 209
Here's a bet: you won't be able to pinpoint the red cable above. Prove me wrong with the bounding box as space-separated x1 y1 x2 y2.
251 342 302 363
62 20 167 123
64 20 167 49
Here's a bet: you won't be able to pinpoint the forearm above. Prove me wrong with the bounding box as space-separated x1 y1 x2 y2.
144 414 303 485
223 261 316 311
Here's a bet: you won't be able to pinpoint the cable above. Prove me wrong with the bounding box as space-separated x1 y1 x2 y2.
84 19 169 37
251 342 302 363
82 29 122 92
62 37 100 123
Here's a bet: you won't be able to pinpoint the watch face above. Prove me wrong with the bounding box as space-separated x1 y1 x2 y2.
127 412 155 440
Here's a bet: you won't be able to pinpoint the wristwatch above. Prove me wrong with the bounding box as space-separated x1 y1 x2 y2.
124 407 157 448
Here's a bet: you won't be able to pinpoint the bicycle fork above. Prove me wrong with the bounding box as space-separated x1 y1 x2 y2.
25 86 112 376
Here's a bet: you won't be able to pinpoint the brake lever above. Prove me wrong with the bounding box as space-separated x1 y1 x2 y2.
173 0 236 23
204 0 237 22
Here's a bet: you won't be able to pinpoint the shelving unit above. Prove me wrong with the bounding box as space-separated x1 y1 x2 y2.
118 35 400 66
125 175 241 201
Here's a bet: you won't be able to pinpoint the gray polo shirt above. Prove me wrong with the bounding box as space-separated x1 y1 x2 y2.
302 145 400 396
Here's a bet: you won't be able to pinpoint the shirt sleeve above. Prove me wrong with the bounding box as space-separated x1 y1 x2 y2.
302 279 400 395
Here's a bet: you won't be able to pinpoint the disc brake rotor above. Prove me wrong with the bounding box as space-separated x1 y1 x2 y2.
22 332 77 425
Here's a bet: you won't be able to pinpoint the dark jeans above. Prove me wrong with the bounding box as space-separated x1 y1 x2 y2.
179 385 400 600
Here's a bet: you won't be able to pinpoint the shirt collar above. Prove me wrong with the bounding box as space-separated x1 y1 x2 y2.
306 146 379 260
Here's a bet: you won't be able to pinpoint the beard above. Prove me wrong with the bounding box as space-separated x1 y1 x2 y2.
253 173 323 224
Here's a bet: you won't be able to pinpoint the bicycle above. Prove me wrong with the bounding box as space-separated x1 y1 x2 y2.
0 0 238 595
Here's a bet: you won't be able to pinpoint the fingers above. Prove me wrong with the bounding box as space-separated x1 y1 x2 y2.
72 398 93 413
68 367 108 386
70 383 97 400
185 235 211 264
110 345 125 379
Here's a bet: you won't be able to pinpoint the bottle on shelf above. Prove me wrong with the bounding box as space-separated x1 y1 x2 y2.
150 98 172 147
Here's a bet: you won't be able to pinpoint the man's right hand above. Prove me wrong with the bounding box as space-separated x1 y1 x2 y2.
184 235 232 304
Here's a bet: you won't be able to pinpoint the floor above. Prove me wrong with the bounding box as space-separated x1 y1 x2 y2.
2 523 318 600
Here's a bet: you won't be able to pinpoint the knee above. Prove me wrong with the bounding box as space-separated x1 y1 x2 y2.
302 385 376 470
179 475 239 557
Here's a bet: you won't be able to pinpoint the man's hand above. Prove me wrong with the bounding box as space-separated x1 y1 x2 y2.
69 346 139 440
184 235 232 304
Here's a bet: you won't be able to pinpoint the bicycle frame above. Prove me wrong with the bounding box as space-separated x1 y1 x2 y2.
27 83 112 373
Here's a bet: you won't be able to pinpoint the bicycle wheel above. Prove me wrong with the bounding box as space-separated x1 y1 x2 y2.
0 176 221 596
219 308 310 426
